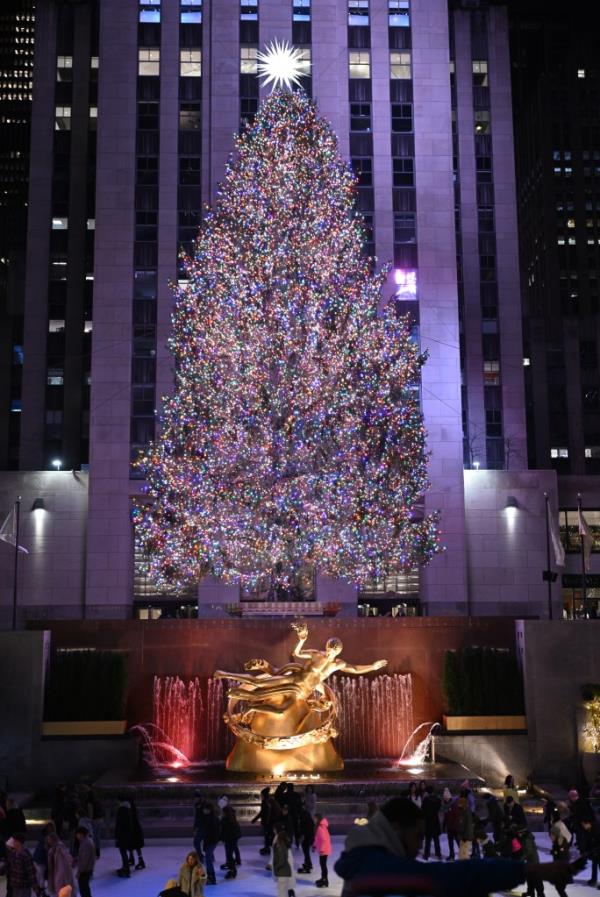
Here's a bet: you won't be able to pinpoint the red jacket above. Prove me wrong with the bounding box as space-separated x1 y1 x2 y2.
314 818 332 856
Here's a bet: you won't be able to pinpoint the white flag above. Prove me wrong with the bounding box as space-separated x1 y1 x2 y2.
578 506 593 573
0 505 28 554
548 506 565 567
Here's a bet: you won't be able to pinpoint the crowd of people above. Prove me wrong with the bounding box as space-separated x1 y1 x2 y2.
0 785 106 897
1 773 599 897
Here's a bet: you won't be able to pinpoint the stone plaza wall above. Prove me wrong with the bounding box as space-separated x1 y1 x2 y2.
517 620 600 785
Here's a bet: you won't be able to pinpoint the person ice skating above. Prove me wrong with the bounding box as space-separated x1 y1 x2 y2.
422 785 442 861
504 775 520 804
192 791 206 862
46 833 74 897
219 805 241 880
474 826 498 859
5 833 38 897
252 787 279 856
313 813 331 888
178 851 207 897
580 817 600 885
114 794 133 877
199 801 219 885
518 829 545 897
456 797 474 860
297 802 316 874
504 795 527 830
75 827 96 897
482 792 504 843
303 785 316 820
442 787 459 861
126 798 146 871
279 805 295 845
32 822 55 892
271 828 296 897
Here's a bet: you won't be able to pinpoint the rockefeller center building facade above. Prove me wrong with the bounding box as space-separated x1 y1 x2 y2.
0 0 584 623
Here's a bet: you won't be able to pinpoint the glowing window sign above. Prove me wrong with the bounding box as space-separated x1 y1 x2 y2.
394 268 417 301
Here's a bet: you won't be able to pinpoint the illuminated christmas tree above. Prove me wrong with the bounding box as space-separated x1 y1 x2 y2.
137 84 440 593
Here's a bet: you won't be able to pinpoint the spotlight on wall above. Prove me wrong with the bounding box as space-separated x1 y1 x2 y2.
505 496 519 510
31 498 45 512
473 460 481 470
51 459 62 471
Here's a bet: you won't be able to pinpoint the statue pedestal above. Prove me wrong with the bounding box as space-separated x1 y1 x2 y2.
225 738 344 773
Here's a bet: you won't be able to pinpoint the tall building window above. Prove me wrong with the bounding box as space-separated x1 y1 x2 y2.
348 0 369 26
181 0 202 23
180 49 201 77
349 50 370 79
139 0 161 23
390 51 411 79
388 0 409 27
138 48 160 76
472 59 488 87
240 46 258 74
240 0 258 20
293 0 310 20
55 106 71 130
56 56 73 82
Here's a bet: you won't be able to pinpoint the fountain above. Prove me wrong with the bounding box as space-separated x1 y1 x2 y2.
332 673 414 759
397 721 442 768
146 672 414 766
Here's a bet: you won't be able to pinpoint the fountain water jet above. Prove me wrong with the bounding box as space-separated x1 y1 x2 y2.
397 721 441 767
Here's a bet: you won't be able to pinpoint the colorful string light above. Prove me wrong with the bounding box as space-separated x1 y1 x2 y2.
136 88 441 592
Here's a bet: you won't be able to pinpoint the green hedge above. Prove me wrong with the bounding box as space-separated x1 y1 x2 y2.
44 649 129 721
442 646 524 716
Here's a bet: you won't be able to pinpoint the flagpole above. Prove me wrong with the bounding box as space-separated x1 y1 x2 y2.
12 497 21 631
544 493 553 620
578 492 587 618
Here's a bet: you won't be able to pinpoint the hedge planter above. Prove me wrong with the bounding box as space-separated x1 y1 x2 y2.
42 720 127 737
443 714 526 732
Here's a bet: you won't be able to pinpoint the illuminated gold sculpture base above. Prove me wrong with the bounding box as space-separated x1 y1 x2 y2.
225 739 344 773
214 621 387 775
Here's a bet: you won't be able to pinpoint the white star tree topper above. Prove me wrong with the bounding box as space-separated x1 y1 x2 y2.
256 39 311 91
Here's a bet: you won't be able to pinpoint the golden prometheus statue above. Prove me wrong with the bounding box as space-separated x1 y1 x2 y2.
214 621 387 773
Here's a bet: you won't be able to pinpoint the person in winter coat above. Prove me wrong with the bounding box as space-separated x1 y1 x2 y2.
178 851 207 897
303 786 316 820
459 781 476 814
114 795 134 877
278 805 295 846
567 789 594 850
482 792 504 843
5 832 38 897
442 788 459 860
126 799 145 871
252 787 279 856
518 829 545 897
580 817 600 885
46 833 74 897
32 822 55 891
219 805 241 880
297 803 316 874
271 828 296 897
313 814 331 888
456 797 474 860
199 801 219 885
74 827 96 897
421 786 442 861
504 776 520 804
504 796 527 831
285 784 302 848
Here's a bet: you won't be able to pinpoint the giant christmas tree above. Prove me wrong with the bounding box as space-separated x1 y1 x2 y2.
137 82 440 594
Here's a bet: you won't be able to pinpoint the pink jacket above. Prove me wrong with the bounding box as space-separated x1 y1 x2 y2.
313 818 331 856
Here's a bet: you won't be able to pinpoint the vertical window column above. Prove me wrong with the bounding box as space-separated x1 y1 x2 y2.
348 20 374 257
131 13 161 475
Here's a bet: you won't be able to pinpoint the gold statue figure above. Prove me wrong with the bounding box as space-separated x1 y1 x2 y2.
214 622 387 773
